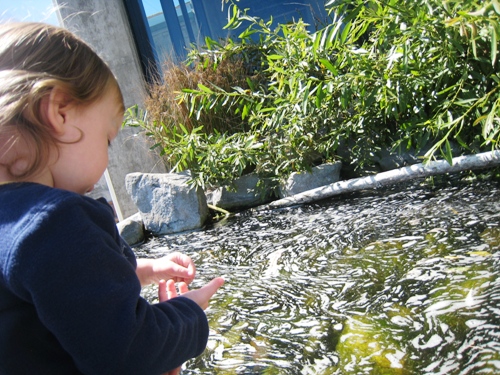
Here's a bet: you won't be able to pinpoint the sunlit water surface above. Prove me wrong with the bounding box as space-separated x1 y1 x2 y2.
137 173 500 375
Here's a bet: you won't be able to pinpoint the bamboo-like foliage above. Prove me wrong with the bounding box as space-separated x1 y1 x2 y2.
125 0 500 190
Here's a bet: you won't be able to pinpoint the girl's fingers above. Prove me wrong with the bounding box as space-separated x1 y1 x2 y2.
159 280 189 304
178 282 189 295
161 276 224 310
183 277 224 310
158 279 167 302
168 253 196 283
166 279 177 300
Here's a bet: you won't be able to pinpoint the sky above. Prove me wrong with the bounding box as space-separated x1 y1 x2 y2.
142 0 182 16
0 0 182 23
142 0 163 16
0 0 59 25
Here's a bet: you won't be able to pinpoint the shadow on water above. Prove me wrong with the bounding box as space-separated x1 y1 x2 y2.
137 173 500 375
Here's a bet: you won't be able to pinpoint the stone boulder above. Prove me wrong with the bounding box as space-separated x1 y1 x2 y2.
373 148 420 171
278 162 342 198
125 172 208 236
373 143 458 172
210 173 272 211
117 212 144 246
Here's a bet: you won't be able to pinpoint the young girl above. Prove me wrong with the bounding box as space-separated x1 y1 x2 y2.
0 22 223 374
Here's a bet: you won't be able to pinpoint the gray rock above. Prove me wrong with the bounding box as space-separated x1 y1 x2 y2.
125 172 208 235
279 162 342 198
117 213 144 246
211 173 271 210
374 142 459 172
374 148 419 171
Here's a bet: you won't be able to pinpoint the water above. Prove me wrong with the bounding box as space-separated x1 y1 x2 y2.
137 173 500 374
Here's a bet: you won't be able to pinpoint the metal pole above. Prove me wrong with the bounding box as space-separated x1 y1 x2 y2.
104 169 124 222
262 150 500 210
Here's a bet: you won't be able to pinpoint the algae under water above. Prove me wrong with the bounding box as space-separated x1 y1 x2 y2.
137 173 500 374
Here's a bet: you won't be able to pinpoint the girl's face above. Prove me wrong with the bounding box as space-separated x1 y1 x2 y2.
49 89 124 195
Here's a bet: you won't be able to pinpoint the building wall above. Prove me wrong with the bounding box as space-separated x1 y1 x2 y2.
54 0 167 219
133 0 328 76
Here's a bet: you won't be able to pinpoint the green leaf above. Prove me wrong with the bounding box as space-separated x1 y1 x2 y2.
455 134 469 149
238 28 257 39
223 4 242 30
474 114 488 126
443 139 453 165
493 0 500 15
316 84 325 108
319 58 338 75
197 83 214 94
471 35 478 58
267 54 285 60
327 19 343 49
491 22 498 66
178 123 188 135
483 109 496 139
302 83 310 114
246 77 255 91
242 104 249 120
340 21 352 44
312 29 322 57
205 36 212 50
259 107 276 113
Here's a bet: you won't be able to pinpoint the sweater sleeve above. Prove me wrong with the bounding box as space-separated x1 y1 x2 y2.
6 194 209 374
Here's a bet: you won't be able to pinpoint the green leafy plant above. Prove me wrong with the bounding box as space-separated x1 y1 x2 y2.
326 0 500 164
124 105 263 189
125 0 500 190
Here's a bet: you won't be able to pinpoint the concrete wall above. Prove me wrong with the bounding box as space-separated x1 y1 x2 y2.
54 0 167 219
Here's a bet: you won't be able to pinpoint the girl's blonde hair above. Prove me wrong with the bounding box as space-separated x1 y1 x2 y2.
0 22 124 178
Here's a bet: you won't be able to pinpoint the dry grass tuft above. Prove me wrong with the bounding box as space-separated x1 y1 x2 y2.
144 57 253 135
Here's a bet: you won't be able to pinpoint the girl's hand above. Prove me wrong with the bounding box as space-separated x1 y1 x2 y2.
157 277 225 375
158 279 189 302
136 252 196 286
178 277 225 310
156 274 224 375
154 252 196 284
159 277 224 311
158 279 188 375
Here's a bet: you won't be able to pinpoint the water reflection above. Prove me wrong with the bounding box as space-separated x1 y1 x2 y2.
138 174 500 374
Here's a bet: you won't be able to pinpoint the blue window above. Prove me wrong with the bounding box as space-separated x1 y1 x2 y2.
123 0 327 82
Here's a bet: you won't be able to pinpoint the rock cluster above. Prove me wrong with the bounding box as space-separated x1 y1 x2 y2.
118 162 343 246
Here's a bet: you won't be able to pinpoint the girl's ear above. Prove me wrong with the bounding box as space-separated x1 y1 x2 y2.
41 86 75 136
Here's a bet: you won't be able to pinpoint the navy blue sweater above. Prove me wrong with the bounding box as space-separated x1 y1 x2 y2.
0 183 208 374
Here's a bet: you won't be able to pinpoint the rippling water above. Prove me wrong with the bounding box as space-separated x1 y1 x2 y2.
137 173 500 374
